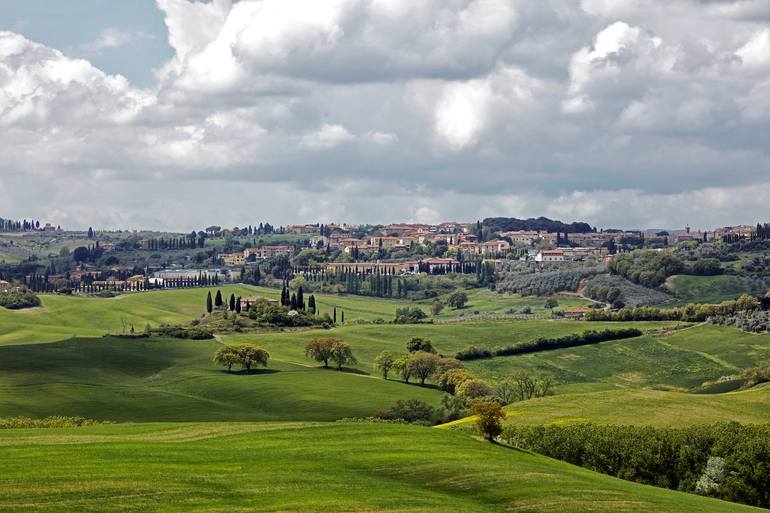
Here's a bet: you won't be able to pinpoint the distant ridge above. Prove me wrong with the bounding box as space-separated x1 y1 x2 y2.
482 216 594 233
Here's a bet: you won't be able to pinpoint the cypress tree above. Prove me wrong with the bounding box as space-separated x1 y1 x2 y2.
308 295 316 315
290 293 297 310
215 290 223 308
297 286 305 310
333 307 337 323
206 291 213 314
235 296 242 314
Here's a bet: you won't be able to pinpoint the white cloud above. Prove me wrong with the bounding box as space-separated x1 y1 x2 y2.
1 1 770 230
302 124 355 149
78 27 153 56
736 28 770 69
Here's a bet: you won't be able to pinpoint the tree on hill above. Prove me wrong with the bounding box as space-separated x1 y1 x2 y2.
308 295 316 315
235 296 242 314
206 291 213 314
215 290 223 308
447 290 468 309
297 286 305 310
472 402 505 441
237 344 270 372
73 246 90 263
229 293 236 312
330 340 357 371
544 298 559 310
407 352 440 386
305 338 337 368
374 350 396 379
212 345 241 373
406 337 436 354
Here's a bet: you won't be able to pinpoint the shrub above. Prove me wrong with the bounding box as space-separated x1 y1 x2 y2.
394 306 428 324
0 416 103 429
0 290 40 310
375 400 438 425
456 379 493 402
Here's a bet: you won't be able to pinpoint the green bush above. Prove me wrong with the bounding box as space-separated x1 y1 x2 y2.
0 416 103 429
0 291 41 310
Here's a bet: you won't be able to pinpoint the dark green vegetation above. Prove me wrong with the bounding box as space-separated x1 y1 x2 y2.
497 267 598 296
0 337 442 422
0 290 40 310
502 422 770 509
0 422 760 513
586 274 674 307
455 328 642 361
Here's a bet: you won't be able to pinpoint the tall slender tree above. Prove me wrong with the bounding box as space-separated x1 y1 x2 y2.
206 291 213 314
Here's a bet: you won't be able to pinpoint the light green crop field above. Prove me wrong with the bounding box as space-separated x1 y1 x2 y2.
665 274 754 305
440 386 770 429
0 337 442 422
0 422 760 513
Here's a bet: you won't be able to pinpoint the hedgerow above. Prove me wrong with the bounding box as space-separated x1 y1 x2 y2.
455 328 642 360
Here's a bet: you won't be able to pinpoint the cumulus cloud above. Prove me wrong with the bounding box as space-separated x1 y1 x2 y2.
1 0 770 230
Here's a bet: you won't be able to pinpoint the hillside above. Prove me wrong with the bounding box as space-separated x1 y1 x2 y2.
0 422 760 513
664 274 756 305
0 337 442 421
442 386 770 429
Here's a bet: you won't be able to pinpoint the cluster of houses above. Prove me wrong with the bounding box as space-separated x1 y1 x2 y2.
222 245 293 266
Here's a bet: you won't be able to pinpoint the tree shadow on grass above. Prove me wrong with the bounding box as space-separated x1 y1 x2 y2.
217 368 281 376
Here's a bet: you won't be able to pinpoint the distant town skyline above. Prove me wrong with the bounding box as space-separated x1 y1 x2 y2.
1 0 770 230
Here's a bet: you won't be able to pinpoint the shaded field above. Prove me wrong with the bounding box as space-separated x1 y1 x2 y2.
0 422 760 513
0 337 442 422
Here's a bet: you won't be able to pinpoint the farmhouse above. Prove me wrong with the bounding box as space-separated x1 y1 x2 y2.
535 249 565 262
223 253 245 266
243 245 293 259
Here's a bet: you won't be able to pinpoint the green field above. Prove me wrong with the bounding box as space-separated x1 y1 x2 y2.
441 386 770 429
0 337 442 422
664 274 753 305
221 320 680 380
0 422 760 513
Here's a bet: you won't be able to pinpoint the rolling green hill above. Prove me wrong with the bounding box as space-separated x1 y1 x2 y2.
0 337 442 422
0 422 760 513
441 386 770 429
664 275 754 305
221 320 681 380
0 285 594 345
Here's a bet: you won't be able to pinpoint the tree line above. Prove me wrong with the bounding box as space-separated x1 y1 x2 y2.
455 328 643 361
502 422 770 509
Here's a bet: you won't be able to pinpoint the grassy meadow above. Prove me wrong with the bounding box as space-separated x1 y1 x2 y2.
0 421 761 513
665 274 755 305
440 385 770 429
0 337 442 422
0 284 595 345
2 284 770 512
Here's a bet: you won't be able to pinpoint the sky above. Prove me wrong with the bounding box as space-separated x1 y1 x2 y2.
1 0 770 231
